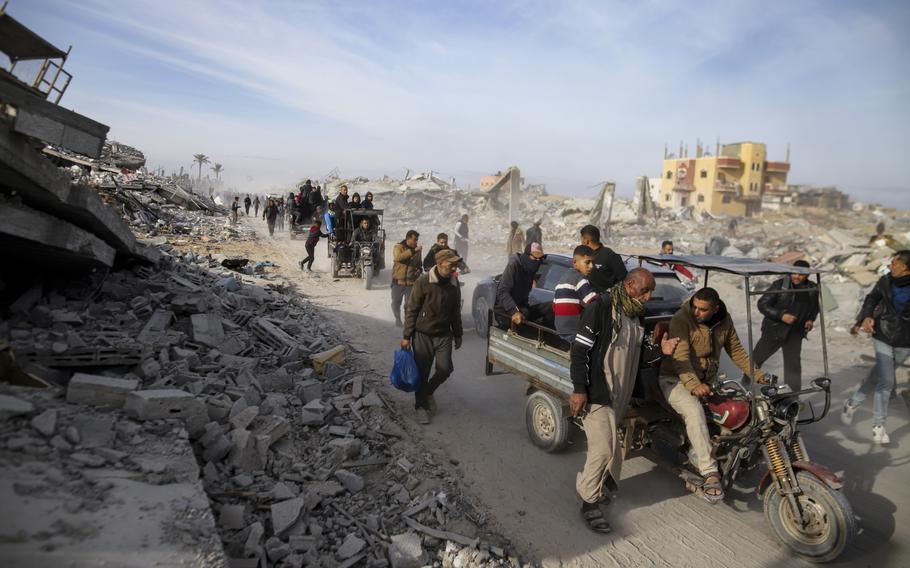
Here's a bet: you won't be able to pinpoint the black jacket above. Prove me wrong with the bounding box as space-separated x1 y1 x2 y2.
403 267 463 340
857 274 910 348
494 253 541 315
334 194 349 213
758 278 819 341
589 245 628 293
570 296 661 405
422 244 466 271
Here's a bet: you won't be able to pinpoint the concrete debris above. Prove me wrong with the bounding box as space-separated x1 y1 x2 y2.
389 532 427 568
0 393 35 419
65 374 139 407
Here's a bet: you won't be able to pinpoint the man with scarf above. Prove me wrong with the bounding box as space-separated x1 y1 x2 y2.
570 268 679 533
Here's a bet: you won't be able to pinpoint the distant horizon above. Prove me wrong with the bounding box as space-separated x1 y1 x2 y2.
11 0 910 210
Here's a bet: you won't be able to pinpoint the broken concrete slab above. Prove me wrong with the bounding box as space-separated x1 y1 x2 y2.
66 373 139 407
0 199 116 268
190 313 225 348
334 469 365 493
311 345 344 376
29 409 56 437
336 534 365 560
0 394 34 420
295 379 323 403
270 497 304 536
219 504 246 530
123 389 205 421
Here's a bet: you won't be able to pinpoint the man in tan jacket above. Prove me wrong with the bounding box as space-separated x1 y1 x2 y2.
659 287 766 503
391 230 423 326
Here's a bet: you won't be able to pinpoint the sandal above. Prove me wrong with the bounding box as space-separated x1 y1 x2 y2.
701 473 725 504
581 502 612 534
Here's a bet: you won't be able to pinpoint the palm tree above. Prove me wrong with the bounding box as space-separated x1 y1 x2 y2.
192 154 210 181
211 163 224 180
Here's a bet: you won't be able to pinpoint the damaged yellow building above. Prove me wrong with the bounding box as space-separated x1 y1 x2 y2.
658 141 790 217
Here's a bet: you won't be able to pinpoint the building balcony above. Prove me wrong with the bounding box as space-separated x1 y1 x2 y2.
672 184 695 192
764 183 789 194
716 156 742 169
765 161 790 173
714 181 739 193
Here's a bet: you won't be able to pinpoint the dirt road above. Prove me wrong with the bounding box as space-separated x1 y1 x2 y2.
218 216 908 567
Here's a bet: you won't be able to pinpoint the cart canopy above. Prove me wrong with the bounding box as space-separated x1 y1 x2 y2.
633 254 826 276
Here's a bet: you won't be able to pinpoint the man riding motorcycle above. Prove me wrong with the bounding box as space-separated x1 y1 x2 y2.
659 286 766 503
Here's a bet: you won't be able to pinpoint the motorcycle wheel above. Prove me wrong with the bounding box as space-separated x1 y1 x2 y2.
363 263 372 290
525 390 569 453
763 471 855 563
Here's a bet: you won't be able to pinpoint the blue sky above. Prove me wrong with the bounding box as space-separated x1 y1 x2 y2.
11 0 910 206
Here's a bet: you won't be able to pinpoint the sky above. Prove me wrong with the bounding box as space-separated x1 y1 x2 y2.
11 0 910 206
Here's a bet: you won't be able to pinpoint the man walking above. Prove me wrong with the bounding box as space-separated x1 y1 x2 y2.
244 194 252 216
526 220 543 249
391 230 423 327
842 250 910 444
253 195 261 217
453 214 469 263
751 260 819 392
402 249 464 425
660 287 766 503
570 268 678 533
423 233 469 274
264 198 278 236
580 225 628 293
230 196 241 224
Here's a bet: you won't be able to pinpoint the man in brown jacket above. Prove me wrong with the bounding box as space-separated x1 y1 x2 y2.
391 230 423 326
401 250 463 425
659 287 766 503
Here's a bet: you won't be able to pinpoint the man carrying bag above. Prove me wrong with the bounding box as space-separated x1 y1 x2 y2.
401 250 464 425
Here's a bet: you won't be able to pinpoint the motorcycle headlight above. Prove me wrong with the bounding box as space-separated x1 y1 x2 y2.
775 400 801 422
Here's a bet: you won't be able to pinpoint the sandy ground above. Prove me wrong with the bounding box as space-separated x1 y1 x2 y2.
204 214 909 567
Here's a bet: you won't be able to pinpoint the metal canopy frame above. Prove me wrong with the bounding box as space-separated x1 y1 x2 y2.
632 253 830 392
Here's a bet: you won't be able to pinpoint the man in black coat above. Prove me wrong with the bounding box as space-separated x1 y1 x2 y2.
842 250 910 444
580 225 628 293
751 260 819 392
494 243 547 327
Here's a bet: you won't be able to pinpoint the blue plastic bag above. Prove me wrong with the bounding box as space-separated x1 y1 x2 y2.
390 348 421 392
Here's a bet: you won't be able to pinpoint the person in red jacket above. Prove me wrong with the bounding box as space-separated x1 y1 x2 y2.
660 240 695 280
299 219 329 271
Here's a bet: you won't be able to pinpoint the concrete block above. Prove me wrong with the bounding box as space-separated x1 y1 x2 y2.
228 429 268 472
295 379 323 403
336 534 365 560
66 373 138 407
300 399 326 426
229 406 259 430
265 537 291 562
251 415 289 446
328 438 361 460
123 389 205 421
243 521 264 557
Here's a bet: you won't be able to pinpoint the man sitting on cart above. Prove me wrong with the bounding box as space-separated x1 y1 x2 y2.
659 287 767 504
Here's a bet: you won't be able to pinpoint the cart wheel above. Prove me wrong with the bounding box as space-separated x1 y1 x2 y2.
364 264 372 290
332 255 340 278
526 390 569 453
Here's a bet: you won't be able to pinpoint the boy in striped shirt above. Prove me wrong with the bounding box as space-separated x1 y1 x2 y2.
553 245 598 342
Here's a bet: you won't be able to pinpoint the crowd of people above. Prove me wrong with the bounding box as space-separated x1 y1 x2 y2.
231 181 909 537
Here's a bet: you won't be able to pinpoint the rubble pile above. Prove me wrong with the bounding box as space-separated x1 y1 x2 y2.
1 249 523 567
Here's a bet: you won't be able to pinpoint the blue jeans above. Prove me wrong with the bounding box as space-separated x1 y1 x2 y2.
850 339 910 426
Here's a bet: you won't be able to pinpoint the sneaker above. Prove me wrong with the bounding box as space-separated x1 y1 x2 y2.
872 425 890 444
427 395 437 415
415 408 430 425
299 260 304 270
840 400 857 425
